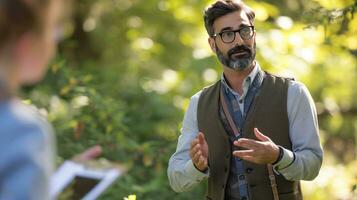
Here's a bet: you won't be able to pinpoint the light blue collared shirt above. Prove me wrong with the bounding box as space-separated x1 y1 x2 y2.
221 62 261 115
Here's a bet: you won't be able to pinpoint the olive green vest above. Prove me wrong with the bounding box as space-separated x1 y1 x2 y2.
197 73 302 200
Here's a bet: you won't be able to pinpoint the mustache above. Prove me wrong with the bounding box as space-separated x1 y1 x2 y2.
227 45 252 58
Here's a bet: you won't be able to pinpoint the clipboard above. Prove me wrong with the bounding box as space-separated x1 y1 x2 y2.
50 160 125 200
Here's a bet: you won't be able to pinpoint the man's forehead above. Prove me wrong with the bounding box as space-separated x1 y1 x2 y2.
213 10 250 31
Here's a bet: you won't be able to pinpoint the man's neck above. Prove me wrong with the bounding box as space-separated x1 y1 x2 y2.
223 62 256 95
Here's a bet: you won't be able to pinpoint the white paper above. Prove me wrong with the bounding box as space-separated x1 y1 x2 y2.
50 161 122 200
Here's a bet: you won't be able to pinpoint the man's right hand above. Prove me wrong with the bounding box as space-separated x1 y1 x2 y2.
189 132 209 172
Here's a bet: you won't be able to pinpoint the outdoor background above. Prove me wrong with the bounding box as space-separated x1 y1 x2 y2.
22 0 356 199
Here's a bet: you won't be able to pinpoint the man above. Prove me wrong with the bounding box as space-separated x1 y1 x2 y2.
167 1 323 200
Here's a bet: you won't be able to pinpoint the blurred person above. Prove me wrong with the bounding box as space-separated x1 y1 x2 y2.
168 1 323 200
0 0 101 199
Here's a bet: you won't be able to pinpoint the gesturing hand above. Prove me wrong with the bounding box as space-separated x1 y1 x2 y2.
190 132 209 172
72 145 102 162
233 128 280 164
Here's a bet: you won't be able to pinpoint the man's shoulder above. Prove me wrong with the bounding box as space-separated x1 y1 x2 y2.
190 80 221 100
287 80 312 98
200 80 221 96
264 71 295 82
202 80 221 90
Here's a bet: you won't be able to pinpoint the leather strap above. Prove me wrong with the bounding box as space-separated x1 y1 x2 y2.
267 164 280 200
219 89 240 137
220 87 279 200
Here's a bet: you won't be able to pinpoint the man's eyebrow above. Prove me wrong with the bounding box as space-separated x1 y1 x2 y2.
219 27 233 33
239 23 251 28
218 24 251 33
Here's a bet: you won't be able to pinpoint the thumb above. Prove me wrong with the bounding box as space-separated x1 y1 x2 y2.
198 132 206 144
254 128 270 142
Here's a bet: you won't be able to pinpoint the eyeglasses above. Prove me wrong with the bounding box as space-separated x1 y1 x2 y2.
212 26 254 43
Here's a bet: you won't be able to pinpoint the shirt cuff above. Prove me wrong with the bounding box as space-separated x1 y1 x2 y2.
185 160 209 181
273 147 295 174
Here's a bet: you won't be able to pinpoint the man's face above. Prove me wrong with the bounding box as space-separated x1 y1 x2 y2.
209 10 256 71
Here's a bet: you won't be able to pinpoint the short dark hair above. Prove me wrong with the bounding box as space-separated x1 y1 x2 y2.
204 0 255 36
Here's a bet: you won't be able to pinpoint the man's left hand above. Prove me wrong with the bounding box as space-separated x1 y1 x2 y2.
232 128 279 164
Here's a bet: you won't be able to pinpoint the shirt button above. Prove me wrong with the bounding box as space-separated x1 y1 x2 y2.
239 175 245 180
246 168 253 174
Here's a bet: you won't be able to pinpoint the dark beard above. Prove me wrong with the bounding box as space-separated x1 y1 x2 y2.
216 42 256 71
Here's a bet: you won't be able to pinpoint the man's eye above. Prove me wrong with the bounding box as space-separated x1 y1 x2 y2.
222 31 234 38
241 28 251 36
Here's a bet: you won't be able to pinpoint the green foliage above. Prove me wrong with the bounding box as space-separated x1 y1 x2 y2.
23 0 356 199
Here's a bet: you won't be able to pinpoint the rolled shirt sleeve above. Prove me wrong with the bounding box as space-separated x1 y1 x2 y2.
168 91 209 192
273 81 323 181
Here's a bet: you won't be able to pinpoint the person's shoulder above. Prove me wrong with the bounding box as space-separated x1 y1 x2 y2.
0 99 54 145
288 80 309 93
264 71 295 83
190 90 202 101
287 80 314 102
190 80 221 101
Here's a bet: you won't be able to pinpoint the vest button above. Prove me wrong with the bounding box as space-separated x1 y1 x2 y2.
246 167 253 174
224 167 227 172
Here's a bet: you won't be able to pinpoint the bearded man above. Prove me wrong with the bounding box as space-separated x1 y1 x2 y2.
167 1 323 200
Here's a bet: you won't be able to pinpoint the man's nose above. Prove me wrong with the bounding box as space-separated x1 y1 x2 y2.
233 32 244 46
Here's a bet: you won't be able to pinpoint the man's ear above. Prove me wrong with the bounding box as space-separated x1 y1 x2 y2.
208 37 216 53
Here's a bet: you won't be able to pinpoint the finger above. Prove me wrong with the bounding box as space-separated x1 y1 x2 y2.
198 132 205 145
73 145 102 162
190 139 199 149
190 142 203 159
232 149 254 158
197 156 205 167
234 139 260 150
193 150 202 164
254 128 270 142
194 143 201 153
237 155 256 163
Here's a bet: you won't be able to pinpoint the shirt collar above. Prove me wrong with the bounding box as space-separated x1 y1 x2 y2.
221 61 261 95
